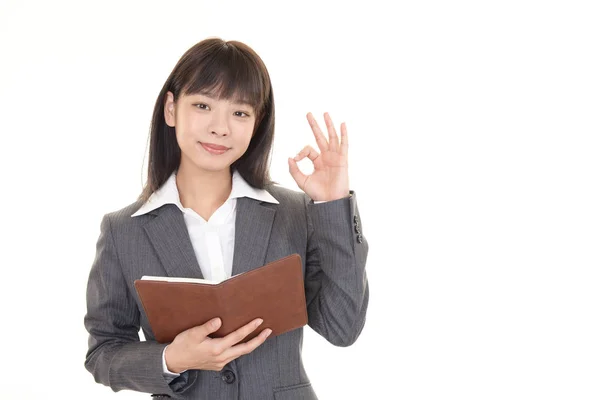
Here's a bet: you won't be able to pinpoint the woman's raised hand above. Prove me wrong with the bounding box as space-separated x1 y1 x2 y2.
288 112 350 202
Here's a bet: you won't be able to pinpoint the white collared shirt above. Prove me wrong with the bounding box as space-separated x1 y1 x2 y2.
131 169 279 282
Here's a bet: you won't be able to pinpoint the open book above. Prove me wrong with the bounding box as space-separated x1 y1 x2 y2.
134 253 308 344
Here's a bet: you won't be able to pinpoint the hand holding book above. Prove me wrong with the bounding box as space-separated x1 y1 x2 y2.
164 316 272 373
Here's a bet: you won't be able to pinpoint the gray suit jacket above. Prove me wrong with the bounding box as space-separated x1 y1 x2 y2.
84 184 369 399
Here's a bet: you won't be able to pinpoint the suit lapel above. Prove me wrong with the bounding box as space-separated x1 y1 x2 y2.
143 204 204 279
231 197 276 277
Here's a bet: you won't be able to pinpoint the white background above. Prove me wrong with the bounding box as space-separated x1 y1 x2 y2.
1 0 599 399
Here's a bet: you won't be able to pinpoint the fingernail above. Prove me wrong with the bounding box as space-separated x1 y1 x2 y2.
263 329 272 338
255 318 264 327
212 318 221 328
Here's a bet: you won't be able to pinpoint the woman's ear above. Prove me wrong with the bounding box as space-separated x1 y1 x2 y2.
164 91 176 127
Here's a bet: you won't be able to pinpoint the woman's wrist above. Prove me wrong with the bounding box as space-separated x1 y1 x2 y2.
164 344 185 374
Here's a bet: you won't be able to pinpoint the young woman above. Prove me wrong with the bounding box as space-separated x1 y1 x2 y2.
84 37 369 400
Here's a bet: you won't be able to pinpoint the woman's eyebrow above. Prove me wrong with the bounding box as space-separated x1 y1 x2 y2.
232 100 253 108
195 91 217 100
195 92 252 107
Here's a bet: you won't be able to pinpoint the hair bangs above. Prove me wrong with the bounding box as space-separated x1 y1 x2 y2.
182 44 268 116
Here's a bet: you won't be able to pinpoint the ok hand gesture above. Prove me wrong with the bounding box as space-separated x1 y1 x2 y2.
288 112 350 202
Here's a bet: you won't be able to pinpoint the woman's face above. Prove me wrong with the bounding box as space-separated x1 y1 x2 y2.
164 91 257 174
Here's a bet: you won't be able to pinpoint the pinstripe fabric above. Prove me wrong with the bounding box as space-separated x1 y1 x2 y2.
84 184 369 399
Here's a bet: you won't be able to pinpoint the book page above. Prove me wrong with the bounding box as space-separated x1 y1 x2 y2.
141 269 248 285
141 276 220 285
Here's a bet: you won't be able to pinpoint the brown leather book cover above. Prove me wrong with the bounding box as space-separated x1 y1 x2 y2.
134 253 308 344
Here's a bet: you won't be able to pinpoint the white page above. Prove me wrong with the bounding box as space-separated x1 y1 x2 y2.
141 276 220 285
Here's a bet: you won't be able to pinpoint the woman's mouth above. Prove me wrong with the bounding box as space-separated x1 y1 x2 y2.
197 142 229 155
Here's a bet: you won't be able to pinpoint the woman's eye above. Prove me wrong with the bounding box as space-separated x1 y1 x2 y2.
234 111 250 117
194 103 209 110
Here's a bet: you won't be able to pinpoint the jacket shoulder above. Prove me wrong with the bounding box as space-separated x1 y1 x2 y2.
266 184 309 208
101 199 146 227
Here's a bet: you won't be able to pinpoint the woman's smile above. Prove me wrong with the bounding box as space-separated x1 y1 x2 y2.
197 141 230 155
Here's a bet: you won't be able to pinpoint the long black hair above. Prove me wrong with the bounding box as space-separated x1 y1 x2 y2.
138 37 275 203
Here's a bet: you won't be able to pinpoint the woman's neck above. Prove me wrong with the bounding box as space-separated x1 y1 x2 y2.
175 164 232 220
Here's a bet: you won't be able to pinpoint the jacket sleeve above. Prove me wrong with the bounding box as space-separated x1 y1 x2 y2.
84 214 198 397
303 191 369 347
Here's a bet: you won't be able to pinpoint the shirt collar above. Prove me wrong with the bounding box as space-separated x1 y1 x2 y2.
131 170 278 217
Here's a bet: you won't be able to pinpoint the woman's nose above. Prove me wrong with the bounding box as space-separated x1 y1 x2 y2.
209 112 230 136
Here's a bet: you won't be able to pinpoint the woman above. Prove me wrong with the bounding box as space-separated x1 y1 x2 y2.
84 37 369 399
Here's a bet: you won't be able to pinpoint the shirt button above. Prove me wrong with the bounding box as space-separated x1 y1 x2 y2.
357 234 363 243
221 370 236 384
